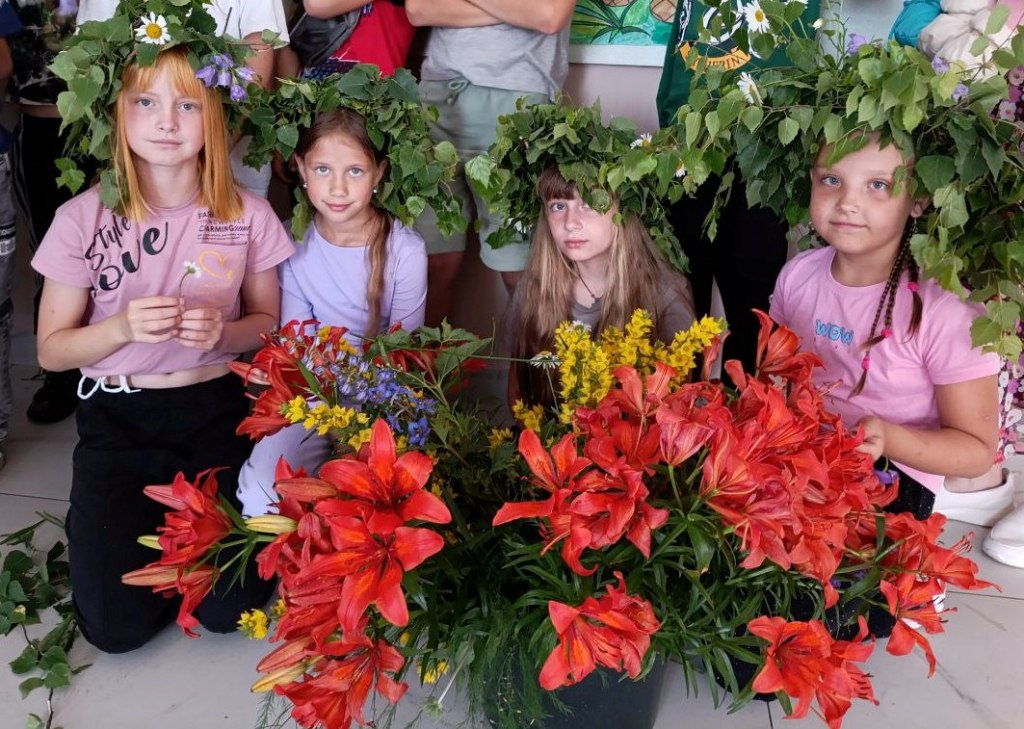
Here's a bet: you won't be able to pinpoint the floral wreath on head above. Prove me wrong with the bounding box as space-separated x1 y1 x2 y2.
672 3 1024 357
466 98 690 270
50 0 275 210
238 65 465 240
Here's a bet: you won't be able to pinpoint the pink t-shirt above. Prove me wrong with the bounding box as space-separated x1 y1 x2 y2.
769 247 1000 493
32 186 294 378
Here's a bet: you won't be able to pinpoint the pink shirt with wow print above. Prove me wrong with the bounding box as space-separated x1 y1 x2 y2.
32 186 293 379
769 246 999 493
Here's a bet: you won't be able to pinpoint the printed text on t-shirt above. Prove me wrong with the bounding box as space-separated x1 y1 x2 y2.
86 216 169 291
815 319 854 346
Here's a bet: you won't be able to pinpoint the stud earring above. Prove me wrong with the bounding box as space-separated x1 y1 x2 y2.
301 181 308 189
373 186 379 194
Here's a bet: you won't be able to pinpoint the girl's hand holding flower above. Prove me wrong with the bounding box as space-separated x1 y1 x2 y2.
857 415 887 461
120 296 183 344
176 307 224 350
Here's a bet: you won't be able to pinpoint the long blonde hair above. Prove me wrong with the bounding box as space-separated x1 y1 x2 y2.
513 168 667 406
295 108 392 336
112 47 241 222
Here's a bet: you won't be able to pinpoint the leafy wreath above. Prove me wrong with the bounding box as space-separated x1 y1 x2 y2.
466 98 690 269
666 3 1024 356
50 0 272 211
238 65 464 240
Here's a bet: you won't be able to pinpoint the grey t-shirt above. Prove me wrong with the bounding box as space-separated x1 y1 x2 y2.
420 25 569 98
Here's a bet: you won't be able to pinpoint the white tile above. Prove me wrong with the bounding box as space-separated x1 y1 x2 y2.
1 364 76 500
834 591 1023 729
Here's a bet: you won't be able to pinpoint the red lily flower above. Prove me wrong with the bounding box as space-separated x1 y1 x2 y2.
142 468 232 567
539 573 660 690
493 430 589 527
276 634 407 729
121 563 218 638
749 616 876 729
298 512 445 633
751 310 823 385
316 419 451 529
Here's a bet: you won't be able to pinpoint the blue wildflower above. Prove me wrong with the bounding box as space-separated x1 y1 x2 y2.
952 82 968 102
195 65 218 87
846 33 868 55
931 56 950 74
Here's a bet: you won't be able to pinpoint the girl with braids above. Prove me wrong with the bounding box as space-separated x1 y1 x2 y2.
769 136 1001 519
504 167 695 409
235 107 428 517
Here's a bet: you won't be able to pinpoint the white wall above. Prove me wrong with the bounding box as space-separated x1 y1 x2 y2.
562 0 907 134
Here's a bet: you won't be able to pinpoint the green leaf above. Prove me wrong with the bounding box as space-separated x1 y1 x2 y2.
986 4 1010 34
18 677 45 699
275 125 299 155
739 106 763 132
971 315 1003 348
778 117 799 145
915 155 956 192
464 155 494 189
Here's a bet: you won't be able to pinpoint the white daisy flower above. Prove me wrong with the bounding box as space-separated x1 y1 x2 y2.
136 13 171 45
744 1 771 34
812 18 824 29
738 72 761 105
675 161 687 178
182 260 201 278
529 351 561 370
630 133 653 149
570 320 593 332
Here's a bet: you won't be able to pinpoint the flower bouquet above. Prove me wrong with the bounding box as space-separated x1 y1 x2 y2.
122 312 994 729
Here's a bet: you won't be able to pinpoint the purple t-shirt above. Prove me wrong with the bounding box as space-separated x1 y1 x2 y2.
280 219 427 341
770 246 1000 493
32 186 294 378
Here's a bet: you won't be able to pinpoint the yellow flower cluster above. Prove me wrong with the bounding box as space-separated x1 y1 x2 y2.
270 598 287 620
238 609 269 640
653 315 723 378
347 426 374 450
488 427 514 451
552 311 725 419
285 397 369 437
512 401 545 433
553 321 614 423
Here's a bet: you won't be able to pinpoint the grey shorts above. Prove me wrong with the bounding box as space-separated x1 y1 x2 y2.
415 78 547 272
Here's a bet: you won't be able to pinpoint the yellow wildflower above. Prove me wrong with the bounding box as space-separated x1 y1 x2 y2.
488 427 513 451
238 609 269 640
347 427 374 450
284 396 307 424
421 660 449 685
270 598 287 620
512 401 544 433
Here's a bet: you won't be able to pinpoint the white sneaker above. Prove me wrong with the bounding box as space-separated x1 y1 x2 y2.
983 500 1024 568
933 470 1016 527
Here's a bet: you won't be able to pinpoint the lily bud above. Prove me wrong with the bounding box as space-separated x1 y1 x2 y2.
245 515 298 535
250 664 306 693
137 535 162 550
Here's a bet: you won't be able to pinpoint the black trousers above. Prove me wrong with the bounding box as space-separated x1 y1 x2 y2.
68 375 274 654
668 172 789 378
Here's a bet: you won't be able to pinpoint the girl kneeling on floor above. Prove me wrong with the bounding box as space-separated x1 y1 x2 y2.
31 47 293 653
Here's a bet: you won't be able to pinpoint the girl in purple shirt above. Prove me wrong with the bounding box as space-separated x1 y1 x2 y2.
236 107 428 517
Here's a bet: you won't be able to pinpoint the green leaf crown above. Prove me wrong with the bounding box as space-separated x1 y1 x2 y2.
51 0 269 208
238 65 464 240
467 98 690 269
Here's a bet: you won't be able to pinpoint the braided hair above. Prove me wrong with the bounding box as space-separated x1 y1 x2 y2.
850 218 923 396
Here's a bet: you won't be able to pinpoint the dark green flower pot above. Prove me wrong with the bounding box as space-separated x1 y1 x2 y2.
486 661 668 729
